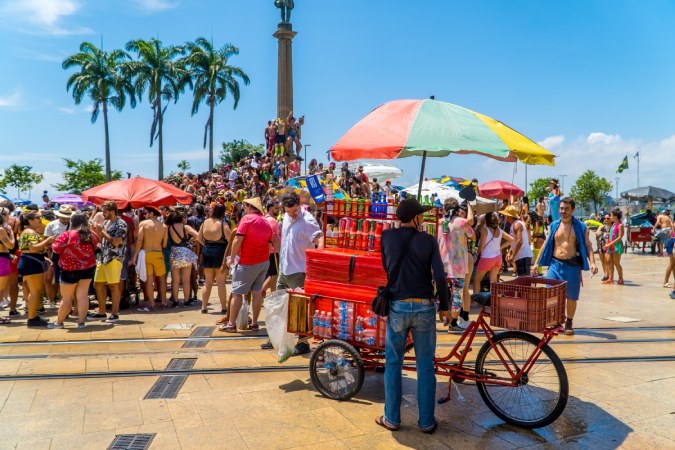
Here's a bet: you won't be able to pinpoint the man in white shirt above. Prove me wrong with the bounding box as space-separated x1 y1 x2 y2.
227 164 238 189
277 192 323 355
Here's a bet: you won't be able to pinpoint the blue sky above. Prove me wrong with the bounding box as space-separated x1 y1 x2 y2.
1 0 675 200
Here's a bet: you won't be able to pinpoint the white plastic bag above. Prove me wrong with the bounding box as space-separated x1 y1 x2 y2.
236 300 250 330
263 290 295 363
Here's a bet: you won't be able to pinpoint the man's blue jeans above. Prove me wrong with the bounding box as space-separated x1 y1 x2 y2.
384 299 437 429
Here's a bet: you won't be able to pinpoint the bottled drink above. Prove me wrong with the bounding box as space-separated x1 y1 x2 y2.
313 310 321 334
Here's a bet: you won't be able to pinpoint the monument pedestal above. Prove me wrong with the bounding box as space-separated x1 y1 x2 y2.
274 27 297 120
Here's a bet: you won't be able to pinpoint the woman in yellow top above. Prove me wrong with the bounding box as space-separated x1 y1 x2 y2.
17 211 54 327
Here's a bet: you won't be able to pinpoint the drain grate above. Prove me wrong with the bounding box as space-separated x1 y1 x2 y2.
144 375 188 399
108 433 155 450
165 358 197 371
182 326 215 348
144 358 197 399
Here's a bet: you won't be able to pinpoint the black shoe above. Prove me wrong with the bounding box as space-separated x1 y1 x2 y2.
8 310 20 317
292 342 311 356
37 307 46 315
260 341 273 350
601 276 609 282
185 298 195 306
27 316 49 327
87 312 107 319
170 300 178 308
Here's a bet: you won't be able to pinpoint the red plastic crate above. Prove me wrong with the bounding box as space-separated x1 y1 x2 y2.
490 277 567 332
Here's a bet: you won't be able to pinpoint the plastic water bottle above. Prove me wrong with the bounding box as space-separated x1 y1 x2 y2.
317 312 326 337
355 316 364 334
313 310 321 334
325 313 332 338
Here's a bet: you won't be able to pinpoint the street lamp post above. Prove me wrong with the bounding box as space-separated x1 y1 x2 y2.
304 144 311 175
615 177 619 204
559 174 567 194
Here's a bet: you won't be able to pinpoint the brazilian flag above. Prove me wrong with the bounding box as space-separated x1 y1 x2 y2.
616 155 628 174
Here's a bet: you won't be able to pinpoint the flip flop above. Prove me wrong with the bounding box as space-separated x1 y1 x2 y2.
137 307 151 312
375 416 399 431
0 317 10 324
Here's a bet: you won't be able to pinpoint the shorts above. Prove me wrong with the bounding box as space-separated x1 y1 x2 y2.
276 272 306 290
656 228 672 245
477 255 501 273
667 238 675 256
0 254 11 277
546 258 581 300
231 261 270 295
275 134 286 144
145 251 166 277
202 243 227 269
515 257 532 276
94 259 123 285
266 253 279 277
61 266 96 285
18 253 47 277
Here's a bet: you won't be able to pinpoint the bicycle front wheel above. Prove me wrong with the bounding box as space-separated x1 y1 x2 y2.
475 331 568 428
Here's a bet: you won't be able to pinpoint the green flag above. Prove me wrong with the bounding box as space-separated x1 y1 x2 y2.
616 155 628 174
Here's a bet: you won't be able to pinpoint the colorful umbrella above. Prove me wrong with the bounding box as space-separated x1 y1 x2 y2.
51 194 92 209
12 198 31 206
0 194 10 203
479 180 524 199
330 99 555 196
81 177 193 209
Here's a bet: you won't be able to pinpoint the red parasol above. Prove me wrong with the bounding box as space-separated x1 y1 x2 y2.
81 177 193 209
478 180 524 199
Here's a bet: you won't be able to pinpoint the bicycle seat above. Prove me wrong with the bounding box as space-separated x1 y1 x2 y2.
471 291 491 307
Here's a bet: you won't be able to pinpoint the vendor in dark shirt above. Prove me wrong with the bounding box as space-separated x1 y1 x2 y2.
376 198 450 434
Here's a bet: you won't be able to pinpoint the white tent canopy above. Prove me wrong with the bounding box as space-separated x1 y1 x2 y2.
349 162 403 181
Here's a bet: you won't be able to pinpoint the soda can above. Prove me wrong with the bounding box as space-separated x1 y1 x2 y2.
344 199 352 216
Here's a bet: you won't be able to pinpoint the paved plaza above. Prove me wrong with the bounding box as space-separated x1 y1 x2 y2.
0 251 673 449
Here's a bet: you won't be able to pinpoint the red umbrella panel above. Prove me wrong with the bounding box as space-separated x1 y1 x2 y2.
478 180 524 200
81 177 193 209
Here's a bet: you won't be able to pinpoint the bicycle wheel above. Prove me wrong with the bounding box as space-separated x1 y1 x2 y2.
309 340 365 401
475 331 568 428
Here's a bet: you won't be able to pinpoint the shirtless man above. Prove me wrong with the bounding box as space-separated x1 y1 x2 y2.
532 197 598 335
653 210 673 257
657 211 675 287
133 206 168 310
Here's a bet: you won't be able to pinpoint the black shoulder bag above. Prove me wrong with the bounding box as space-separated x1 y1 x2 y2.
372 232 415 317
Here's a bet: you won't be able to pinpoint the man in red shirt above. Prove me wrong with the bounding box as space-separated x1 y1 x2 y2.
219 197 274 332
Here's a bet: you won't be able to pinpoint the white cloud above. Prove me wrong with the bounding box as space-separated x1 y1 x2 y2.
587 132 621 145
15 47 68 63
57 107 76 114
0 0 92 36
538 135 565 150
134 0 179 12
0 90 21 108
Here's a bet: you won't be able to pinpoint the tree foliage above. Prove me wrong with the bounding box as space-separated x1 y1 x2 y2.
53 158 122 194
219 139 263 166
177 160 191 172
528 177 552 202
0 165 44 198
62 42 136 182
183 37 250 170
125 38 190 180
569 170 613 213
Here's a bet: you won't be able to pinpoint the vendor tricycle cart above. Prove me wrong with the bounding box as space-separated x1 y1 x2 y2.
288 277 569 429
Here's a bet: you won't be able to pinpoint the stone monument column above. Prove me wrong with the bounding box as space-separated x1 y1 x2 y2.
274 27 297 120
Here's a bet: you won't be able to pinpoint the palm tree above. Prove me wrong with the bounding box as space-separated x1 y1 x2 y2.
125 38 189 180
62 42 136 182
184 37 250 171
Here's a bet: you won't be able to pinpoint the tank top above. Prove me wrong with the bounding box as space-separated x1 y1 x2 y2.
481 227 502 259
170 225 190 248
204 220 229 245
509 220 534 260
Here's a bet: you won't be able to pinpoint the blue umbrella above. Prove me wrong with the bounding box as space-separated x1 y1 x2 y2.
0 194 11 203
12 198 31 206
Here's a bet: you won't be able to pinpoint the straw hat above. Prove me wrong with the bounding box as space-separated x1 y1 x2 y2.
243 197 264 214
54 204 74 219
500 205 520 219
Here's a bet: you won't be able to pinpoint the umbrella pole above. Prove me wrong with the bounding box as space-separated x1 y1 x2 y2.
417 151 427 199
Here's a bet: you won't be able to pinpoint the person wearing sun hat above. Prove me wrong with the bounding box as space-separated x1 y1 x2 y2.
218 196 274 333
501 204 534 276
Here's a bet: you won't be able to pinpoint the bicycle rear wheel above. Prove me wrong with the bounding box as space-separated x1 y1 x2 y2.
475 331 568 428
309 340 365 401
